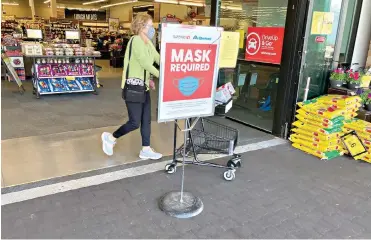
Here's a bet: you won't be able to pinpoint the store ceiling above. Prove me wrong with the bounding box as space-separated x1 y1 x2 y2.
29 0 263 13
42 0 253 8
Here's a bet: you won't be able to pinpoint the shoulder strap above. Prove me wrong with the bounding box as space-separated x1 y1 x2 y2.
125 37 134 80
125 36 147 81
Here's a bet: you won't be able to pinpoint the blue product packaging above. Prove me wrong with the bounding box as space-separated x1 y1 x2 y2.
77 77 94 90
65 79 82 91
38 79 52 93
50 78 68 92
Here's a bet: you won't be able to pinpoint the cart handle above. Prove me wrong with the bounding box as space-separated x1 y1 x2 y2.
175 117 200 132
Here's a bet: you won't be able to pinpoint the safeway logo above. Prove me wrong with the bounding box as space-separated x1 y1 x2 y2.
173 35 190 40
193 35 212 41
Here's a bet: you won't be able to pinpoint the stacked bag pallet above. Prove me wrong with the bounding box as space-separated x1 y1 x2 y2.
290 95 362 160
342 119 371 163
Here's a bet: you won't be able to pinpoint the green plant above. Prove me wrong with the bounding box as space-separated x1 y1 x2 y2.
360 89 371 105
330 68 347 81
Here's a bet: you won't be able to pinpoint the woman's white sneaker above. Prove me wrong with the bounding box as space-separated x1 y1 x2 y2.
139 148 163 160
101 132 116 156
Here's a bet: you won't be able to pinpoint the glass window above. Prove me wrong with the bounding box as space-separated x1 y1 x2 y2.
217 0 288 132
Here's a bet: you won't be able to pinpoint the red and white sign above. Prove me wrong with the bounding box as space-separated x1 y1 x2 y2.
315 36 326 43
245 27 285 64
158 24 222 122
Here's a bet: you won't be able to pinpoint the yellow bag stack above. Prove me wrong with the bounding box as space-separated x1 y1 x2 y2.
290 95 362 160
342 119 371 163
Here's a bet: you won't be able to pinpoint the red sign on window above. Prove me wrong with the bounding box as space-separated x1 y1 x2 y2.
245 27 285 64
315 36 326 43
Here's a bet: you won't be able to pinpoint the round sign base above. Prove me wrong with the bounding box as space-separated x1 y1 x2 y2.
159 191 203 219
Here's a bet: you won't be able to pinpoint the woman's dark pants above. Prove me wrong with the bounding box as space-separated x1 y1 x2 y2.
113 92 151 146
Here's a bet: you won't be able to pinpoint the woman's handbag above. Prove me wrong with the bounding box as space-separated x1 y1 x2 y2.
122 37 147 103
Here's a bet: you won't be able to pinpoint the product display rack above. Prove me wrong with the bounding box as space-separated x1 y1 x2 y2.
29 55 99 99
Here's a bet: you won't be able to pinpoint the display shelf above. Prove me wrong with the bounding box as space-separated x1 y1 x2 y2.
29 55 99 58
40 89 94 95
37 75 94 79
30 55 98 99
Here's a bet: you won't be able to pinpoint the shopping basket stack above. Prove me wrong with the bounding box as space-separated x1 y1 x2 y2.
165 118 241 181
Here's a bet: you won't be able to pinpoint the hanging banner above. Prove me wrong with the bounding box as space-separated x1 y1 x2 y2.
245 27 285 64
64 9 106 21
158 24 222 122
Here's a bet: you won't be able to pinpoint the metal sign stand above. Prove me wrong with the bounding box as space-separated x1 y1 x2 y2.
159 119 204 218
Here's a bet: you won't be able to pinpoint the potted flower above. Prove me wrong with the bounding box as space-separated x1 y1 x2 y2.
346 70 363 90
109 43 122 57
360 89 371 111
329 68 347 87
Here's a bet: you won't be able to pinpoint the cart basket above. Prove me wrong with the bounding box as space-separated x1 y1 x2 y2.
188 118 239 155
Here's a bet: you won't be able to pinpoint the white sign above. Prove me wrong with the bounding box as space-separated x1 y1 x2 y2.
65 30 80 40
109 18 119 32
157 24 222 122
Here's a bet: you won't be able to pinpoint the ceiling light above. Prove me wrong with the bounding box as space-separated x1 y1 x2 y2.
154 0 178 4
221 5 242 10
133 4 153 8
44 0 50 3
100 0 137 8
83 0 107 5
155 0 204 6
179 1 204 7
2 2 19 5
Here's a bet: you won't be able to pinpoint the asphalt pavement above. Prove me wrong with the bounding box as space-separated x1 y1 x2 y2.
2 144 371 239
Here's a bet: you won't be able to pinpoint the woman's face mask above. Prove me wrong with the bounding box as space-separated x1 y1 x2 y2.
146 26 155 40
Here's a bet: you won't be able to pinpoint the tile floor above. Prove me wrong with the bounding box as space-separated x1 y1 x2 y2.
1 60 270 187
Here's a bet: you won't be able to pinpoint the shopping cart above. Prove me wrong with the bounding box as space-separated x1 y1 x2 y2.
165 118 242 181
95 65 103 88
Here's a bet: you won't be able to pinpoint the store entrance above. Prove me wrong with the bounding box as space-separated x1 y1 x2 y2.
218 0 289 133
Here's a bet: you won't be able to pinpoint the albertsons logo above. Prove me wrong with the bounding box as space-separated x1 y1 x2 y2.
193 35 212 41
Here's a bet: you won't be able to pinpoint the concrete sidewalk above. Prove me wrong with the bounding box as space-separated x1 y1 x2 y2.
2 144 371 239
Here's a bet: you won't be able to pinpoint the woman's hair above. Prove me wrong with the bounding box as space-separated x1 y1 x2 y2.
131 13 152 35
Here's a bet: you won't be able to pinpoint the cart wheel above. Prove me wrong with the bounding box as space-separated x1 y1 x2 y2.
223 170 235 181
165 164 176 174
227 158 241 168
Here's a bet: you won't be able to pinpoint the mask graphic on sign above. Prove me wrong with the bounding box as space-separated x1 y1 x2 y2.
173 76 204 97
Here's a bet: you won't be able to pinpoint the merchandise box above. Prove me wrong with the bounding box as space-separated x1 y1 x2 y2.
64 79 82 91
37 64 52 78
80 64 94 76
76 77 94 91
51 64 68 77
66 64 80 76
37 79 52 93
49 78 68 92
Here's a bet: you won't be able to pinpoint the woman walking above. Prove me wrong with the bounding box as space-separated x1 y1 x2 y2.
101 14 162 160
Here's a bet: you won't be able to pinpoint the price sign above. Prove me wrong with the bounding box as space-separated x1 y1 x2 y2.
66 76 75 81
341 131 367 157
